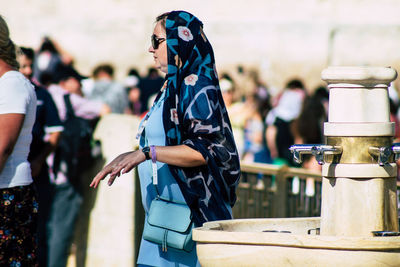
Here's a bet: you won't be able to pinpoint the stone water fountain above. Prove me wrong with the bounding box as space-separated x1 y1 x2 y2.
192 66 400 266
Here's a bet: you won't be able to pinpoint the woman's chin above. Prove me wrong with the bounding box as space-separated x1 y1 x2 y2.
160 67 168 74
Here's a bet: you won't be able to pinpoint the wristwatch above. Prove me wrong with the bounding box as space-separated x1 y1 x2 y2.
142 146 151 160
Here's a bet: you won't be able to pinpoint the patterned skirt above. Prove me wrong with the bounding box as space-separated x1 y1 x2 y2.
0 184 39 266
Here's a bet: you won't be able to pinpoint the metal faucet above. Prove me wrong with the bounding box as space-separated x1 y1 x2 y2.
289 144 343 165
369 143 400 166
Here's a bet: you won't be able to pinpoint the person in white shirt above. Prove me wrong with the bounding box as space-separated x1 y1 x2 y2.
0 15 38 266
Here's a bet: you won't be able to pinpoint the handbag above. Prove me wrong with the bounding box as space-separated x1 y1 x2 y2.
142 146 195 252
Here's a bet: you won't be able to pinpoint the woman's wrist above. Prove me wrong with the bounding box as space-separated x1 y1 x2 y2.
142 146 151 160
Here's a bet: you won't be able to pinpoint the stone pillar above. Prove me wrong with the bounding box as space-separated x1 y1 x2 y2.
320 66 398 236
84 114 144 266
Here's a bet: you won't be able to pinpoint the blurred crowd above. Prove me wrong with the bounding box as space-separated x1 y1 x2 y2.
29 37 332 172
221 66 400 168
16 36 400 266
219 69 328 169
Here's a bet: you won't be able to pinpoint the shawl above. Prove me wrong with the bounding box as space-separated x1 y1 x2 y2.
162 11 240 226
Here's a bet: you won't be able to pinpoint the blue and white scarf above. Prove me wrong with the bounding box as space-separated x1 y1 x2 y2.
161 11 240 226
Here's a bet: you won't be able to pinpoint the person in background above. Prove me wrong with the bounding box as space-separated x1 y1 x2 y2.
90 11 240 266
124 67 141 89
86 64 128 114
18 46 64 267
138 67 164 113
0 15 38 266
313 85 329 121
388 83 400 142
265 79 306 165
124 68 142 116
242 92 272 164
220 73 245 157
388 83 400 182
290 86 328 203
46 65 110 267
231 65 256 102
240 91 272 188
33 36 73 86
291 87 328 170
126 84 142 116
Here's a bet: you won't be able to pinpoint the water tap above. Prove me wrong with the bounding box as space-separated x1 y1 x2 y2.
289 144 343 165
369 142 400 166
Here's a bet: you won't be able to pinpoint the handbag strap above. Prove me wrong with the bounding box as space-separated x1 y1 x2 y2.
139 88 187 205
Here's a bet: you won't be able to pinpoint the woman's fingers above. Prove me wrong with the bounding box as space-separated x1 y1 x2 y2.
90 151 139 188
90 176 101 188
90 166 113 188
90 174 104 188
90 162 126 188
110 163 125 177
107 173 117 186
89 180 96 188
122 162 136 174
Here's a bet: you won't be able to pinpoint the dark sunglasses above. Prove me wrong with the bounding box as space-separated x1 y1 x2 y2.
151 34 166 49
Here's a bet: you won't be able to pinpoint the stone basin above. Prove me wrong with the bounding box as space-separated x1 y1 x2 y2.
193 217 400 266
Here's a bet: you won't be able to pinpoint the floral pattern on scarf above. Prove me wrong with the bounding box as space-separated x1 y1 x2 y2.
162 11 240 226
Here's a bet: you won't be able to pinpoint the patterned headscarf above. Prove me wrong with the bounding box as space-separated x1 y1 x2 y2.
161 11 240 226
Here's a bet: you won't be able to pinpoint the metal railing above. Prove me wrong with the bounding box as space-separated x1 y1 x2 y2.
233 162 400 219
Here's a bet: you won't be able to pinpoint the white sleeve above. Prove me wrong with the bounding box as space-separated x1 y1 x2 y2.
0 77 31 114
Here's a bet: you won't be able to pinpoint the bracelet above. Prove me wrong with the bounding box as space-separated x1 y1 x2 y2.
150 145 157 163
142 146 151 160
150 145 158 185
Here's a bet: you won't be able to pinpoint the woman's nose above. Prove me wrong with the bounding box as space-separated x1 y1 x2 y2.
148 45 155 53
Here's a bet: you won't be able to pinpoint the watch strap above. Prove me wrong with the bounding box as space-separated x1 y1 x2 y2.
142 146 151 160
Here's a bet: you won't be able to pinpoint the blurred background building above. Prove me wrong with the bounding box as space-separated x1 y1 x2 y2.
3 0 400 92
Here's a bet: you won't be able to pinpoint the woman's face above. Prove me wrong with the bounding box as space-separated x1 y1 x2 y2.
18 54 33 79
128 87 140 102
148 21 168 74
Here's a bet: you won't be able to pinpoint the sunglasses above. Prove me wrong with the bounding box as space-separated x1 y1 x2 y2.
151 34 166 49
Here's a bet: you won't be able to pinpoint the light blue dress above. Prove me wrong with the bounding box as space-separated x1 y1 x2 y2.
137 90 200 267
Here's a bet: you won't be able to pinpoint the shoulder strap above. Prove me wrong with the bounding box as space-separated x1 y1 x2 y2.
63 94 76 119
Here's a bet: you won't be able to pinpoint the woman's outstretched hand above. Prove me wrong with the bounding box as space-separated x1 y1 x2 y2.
90 150 146 188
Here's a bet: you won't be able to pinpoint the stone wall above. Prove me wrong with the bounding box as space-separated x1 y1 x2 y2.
3 0 400 91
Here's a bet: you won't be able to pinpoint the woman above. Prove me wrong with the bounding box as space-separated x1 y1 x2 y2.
90 11 240 266
265 79 306 165
0 16 38 266
242 92 272 164
292 88 328 166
